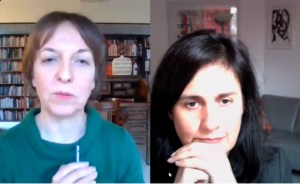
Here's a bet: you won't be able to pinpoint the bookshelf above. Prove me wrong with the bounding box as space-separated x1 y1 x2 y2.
0 33 151 165
0 34 37 122
104 34 151 82
0 34 151 122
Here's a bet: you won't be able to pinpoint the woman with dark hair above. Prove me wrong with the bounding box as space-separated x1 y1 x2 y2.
150 30 292 183
0 11 144 183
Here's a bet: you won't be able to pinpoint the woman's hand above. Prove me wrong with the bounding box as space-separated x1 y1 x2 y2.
168 142 237 183
174 167 209 183
52 162 98 183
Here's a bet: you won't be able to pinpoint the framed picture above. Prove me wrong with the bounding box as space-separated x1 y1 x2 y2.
267 5 295 49
167 0 238 45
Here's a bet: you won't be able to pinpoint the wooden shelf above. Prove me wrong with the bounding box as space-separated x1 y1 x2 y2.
0 95 24 98
0 58 22 61
103 77 140 82
0 95 38 98
0 83 24 85
0 108 27 110
0 71 22 73
0 46 25 48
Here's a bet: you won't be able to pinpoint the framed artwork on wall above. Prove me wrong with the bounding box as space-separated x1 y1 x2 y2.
167 0 238 46
267 4 295 49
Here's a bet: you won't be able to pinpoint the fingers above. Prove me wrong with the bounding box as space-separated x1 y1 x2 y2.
168 147 196 163
176 157 210 174
75 170 98 183
60 166 96 183
169 142 225 163
52 162 89 183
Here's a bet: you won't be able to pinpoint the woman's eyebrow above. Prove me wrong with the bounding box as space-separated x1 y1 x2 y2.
39 48 91 54
40 47 57 53
179 95 203 101
216 92 238 99
180 92 238 100
75 49 91 54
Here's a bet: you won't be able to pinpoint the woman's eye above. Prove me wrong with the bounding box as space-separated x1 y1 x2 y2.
43 58 56 63
186 101 199 108
76 59 88 65
220 99 232 105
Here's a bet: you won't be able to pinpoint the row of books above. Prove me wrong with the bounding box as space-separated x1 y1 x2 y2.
0 86 24 96
106 40 143 57
0 36 27 47
0 48 23 59
0 73 23 84
0 110 25 121
0 97 35 108
0 61 22 72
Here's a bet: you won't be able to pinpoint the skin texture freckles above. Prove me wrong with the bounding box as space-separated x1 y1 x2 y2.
170 62 244 154
32 21 95 118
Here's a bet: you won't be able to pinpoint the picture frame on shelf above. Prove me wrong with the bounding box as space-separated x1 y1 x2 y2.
267 4 295 49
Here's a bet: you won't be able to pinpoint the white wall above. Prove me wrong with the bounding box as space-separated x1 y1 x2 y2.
239 0 266 95
0 0 150 23
264 0 300 98
151 0 266 95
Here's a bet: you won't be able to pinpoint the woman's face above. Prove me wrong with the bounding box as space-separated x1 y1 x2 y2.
171 62 243 153
32 21 95 117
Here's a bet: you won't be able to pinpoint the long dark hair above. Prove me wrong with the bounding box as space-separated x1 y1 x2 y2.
150 30 276 183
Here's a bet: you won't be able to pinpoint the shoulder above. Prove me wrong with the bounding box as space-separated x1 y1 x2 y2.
99 120 144 182
98 119 138 154
0 123 26 160
100 119 133 142
257 146 293 183
0 123 25 148
0 124 25 182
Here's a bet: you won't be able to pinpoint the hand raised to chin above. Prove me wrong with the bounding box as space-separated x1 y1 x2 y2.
174 167 209 183
168 142 237 183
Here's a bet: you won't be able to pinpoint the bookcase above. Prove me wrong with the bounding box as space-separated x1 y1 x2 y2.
0 34 38 122
0 33 151 164
104 34 151 82
0 34 151 119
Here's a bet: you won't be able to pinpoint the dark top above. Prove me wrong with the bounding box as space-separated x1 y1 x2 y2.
151 147 293 183
0 105 144 183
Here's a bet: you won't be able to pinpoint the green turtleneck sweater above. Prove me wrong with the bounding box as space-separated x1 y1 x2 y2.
0 105 144 183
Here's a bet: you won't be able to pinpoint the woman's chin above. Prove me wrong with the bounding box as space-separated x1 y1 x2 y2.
48 104 82 117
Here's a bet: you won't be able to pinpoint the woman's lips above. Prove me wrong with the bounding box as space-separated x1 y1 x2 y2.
55 92 74 100
194 137 224 144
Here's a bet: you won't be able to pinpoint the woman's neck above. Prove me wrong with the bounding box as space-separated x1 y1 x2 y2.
35 108 87 144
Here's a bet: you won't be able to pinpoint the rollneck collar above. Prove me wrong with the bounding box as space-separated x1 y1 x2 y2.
21 104 103 161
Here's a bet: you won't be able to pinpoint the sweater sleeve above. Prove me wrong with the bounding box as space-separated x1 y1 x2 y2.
118 130 145 183
278 148 293 183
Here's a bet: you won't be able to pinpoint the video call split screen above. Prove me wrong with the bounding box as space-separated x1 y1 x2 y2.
0 0 299 183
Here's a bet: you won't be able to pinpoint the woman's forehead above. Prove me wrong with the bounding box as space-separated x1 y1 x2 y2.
182 64 241 97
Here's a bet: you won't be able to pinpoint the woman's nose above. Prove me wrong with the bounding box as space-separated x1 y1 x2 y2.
56 60 74 83
201 105 221 131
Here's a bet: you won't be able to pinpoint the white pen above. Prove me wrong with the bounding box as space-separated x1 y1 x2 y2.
76 145 80 162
